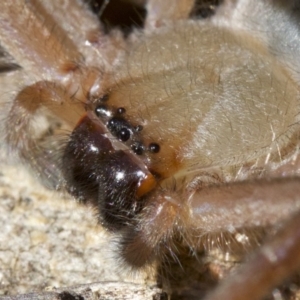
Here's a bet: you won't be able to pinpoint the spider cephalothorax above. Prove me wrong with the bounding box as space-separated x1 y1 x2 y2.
2 1 300 299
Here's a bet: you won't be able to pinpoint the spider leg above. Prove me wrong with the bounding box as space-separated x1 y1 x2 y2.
203 207 300 300
145 0 194 28
120 178 300 270
0 1 83 84
187 178 300 232
0 1 102 187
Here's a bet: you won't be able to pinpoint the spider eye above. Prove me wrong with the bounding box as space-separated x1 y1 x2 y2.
95 104 111 117
132 142 145 155
107 117 132 141
148 143 160 153
117 107 126 114
62 113 156 231
118 127 131 141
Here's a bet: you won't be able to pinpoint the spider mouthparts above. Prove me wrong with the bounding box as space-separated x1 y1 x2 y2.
62 113 157 230
136 173 157 198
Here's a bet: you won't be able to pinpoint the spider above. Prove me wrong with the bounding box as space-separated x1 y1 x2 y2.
1 0 300 299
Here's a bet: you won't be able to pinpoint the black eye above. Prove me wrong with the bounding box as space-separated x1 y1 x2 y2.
117 107 126 114
117 127 131 141
107 117 132 140
95 104 110 117
132 143 144 155
149 143 160 153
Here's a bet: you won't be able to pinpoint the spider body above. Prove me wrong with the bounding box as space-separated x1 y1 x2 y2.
2 0 300 299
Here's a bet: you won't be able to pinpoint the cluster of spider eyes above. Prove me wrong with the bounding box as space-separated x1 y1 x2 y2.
94 95 160 156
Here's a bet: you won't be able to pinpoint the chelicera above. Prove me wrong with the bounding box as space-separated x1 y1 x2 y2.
63 93 162 230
